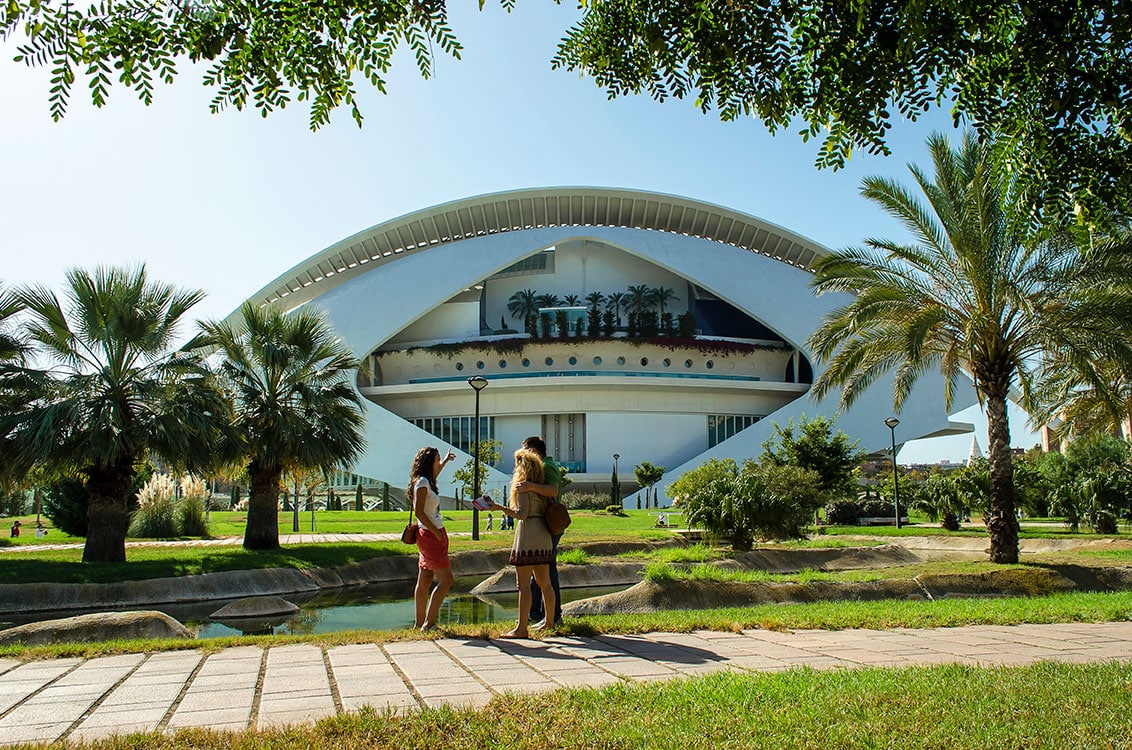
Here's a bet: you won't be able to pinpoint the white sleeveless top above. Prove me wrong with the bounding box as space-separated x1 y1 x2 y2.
413 477 443 529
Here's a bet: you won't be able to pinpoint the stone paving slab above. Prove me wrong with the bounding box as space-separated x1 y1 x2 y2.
0 622 1130 745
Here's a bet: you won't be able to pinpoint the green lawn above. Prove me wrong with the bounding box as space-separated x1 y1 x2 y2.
34 661 1132 749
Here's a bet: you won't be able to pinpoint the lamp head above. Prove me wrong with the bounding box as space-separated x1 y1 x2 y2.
884 417 901 430
613 453 620 461
467 376 489 392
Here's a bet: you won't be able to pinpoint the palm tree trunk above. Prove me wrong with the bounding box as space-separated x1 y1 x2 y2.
244 461 282 550
985 392 1019 563
82 461 133 563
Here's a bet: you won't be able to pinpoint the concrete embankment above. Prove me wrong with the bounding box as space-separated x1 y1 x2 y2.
0 541 678 616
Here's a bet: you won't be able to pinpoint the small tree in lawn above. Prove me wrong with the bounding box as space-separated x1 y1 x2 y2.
634 461 666 508
761 415 864 505
452 439 503 500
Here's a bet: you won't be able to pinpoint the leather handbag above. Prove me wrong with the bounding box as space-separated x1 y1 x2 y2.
401 503 418 544
545 498 571 535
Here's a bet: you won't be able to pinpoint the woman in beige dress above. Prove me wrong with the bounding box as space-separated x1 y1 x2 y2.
491 448 556 638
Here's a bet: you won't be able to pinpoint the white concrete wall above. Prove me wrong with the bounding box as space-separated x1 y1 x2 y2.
587 413 707 477
386 300 479 346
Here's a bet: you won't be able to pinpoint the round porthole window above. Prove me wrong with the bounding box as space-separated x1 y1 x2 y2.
663 358 671 367
499 360 507 369
617 356 626 366
569 356 577 365
640 357 649 366
684 359 693 368
455 362 464 371
522 358 530 367
476 361 485 370
545 357 554 366
593 356 602 365
706 360 714 369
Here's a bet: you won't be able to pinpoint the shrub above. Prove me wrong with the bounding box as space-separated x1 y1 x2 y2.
603 505 627 516
176 495 209 537
673 458 822 549
129 497 178 538
41 478 90 537
824 500 859 525
561 491 608 510
0 490 27 517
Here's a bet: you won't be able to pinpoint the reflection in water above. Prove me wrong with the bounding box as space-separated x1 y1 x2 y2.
192 582 624 639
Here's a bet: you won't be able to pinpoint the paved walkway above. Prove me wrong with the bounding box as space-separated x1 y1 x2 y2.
1 621 1130 746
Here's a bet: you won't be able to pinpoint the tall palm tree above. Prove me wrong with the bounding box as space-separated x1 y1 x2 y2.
585 291 606 310
563 294 582 306
0 286 30 490
807 132 1132 564
198 302 366 550
506 289 538 326
650 286 679 316
605 292 628 325
0 287 27 367
0 266 233 562
626 284 652 313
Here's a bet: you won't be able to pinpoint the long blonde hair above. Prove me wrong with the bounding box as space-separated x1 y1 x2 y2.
510 448 545 508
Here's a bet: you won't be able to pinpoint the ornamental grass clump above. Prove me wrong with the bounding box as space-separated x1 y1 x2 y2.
128 473 210 538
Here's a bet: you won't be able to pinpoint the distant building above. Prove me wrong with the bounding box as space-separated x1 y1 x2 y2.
232 187 976 502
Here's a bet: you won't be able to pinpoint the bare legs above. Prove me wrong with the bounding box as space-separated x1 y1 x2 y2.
503 564 555 638
414 566 454 630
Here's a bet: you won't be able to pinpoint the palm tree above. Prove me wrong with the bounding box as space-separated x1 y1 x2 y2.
626 284 652 313
0 266 233 562
585 291 606 310
534 293 562 309
605 292 628 325
650 286 679 317
807 132 1132 564
563 294 582 306
506 289 538 326
198 302 366 550
0 287 30 490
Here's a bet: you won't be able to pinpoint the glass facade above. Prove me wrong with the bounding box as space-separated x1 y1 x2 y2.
707 414 761 448
411 416 496 454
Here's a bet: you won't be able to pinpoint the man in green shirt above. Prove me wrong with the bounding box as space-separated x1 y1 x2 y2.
516 435 563 626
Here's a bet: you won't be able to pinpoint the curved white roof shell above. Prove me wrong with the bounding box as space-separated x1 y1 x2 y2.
246 187 831 316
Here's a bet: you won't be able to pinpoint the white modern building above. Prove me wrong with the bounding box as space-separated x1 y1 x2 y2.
233 187 975 502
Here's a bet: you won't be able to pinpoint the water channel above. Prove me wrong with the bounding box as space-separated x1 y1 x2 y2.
1 579 630 639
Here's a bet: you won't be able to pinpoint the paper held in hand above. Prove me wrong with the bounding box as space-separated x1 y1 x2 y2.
471 495 492 511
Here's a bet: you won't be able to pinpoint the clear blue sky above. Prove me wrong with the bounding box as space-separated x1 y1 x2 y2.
0 2 1040 462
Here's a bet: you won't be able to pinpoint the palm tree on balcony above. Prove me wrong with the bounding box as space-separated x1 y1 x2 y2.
535 293 562 310
627 284 652 314
605 292 628 325
585 291 606 310
507 289 538 330
650 286 679 317
563 294 582 306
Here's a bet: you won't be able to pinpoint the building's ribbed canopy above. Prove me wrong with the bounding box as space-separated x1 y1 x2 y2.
245 187 831 313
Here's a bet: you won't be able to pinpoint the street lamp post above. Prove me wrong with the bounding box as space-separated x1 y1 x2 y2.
884 417 901 529
468 376 488 541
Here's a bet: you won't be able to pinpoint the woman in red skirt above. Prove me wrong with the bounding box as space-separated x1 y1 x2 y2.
408 445 456 631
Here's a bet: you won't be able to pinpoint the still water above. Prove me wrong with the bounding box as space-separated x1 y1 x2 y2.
194 580 624 638
1 579 626 639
